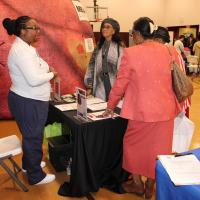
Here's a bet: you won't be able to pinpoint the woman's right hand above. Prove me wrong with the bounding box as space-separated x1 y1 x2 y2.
101 108 114 118
86 88 92 96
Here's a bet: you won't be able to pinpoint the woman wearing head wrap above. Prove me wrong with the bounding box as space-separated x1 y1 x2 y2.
154 26 191 117
103 17 181 199
2 16 57 185
84 18 124 101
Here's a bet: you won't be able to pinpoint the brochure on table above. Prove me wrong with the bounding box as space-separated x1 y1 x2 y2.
54 94 118 121
87 102 107 111
54 103 77 111
76 87 87 121
87 97 104 105
87 110 119 121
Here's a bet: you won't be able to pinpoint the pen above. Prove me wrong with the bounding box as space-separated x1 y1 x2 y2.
175 152 193 157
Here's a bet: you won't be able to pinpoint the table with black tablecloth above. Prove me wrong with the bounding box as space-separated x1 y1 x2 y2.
47 102 128 198
156 148 200 200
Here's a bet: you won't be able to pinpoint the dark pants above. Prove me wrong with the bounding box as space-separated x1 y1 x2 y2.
8 91 48 185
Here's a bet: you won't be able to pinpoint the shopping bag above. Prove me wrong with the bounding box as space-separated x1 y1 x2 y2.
44 122 62 144
172 112 195 153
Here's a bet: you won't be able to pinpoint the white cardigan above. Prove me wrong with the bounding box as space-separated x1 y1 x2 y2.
8 37 54 101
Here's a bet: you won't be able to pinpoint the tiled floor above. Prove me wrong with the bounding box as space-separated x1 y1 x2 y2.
0 77 199 200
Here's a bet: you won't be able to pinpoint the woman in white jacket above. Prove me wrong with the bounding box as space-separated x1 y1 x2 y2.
3 16 57 185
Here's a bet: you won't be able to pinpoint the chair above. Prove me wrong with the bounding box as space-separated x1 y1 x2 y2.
187 55 199 74
0 135 28 192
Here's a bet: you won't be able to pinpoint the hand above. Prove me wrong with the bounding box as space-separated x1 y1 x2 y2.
86 88 92 96
52 71 58 79
49 67 58 79
102 108 114 118
49 66 56 73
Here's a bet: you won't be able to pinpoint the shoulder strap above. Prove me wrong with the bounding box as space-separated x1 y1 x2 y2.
166 44 176 70
166 45 176 61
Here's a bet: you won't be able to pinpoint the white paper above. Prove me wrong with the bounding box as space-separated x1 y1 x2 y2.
55 103 77 111
72 0 89 21
87 97 105 105
158 154 200 185
87 102 107 111
84 38 94 53
87 111 119 121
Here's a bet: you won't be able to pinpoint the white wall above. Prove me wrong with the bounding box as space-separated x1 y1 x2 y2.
80 0 200 31
80 0 165 32
163 0 200 27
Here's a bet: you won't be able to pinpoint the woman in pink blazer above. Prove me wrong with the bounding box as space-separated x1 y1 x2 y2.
103 17 181 199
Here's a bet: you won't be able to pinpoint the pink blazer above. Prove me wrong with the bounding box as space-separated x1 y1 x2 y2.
108 41 181 122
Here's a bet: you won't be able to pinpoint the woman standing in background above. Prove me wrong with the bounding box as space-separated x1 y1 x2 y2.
84 18 124 101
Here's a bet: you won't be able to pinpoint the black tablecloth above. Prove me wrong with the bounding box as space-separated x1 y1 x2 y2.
47 103 128 197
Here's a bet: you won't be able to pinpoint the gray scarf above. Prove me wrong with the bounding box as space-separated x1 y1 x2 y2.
84 41 123 101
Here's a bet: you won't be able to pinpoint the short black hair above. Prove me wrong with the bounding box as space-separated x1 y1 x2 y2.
179 35 185 39
2 16 31 36
133 17 154 39
153 26 170 43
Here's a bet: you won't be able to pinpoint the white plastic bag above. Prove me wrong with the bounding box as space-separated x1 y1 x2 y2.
172 112 195 153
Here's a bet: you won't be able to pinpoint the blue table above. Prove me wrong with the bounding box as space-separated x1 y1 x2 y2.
156 148 200 200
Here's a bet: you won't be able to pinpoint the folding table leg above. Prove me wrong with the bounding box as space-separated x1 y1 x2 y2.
86 193 95 200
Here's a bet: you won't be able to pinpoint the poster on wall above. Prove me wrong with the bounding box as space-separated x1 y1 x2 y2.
84 38 94 53
179 28 196 38
0 0 93 119
72 0 89 21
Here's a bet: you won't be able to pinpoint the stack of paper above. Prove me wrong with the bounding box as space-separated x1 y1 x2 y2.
87 111 119 121
55 103 77 111
158 154 200 185
87 102 107 111
87 97 105 105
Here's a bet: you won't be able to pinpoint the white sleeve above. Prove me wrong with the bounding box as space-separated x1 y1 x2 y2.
193 43 196 53
180 43 184 53
13 48 54 87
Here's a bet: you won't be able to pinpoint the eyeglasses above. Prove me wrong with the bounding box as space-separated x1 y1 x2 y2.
102 25 113 29
24 26 40 31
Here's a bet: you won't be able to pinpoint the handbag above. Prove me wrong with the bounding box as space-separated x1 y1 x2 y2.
166 45 193 103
